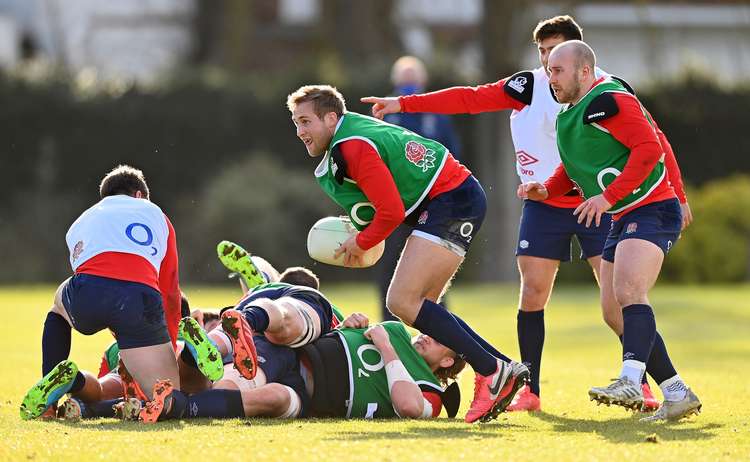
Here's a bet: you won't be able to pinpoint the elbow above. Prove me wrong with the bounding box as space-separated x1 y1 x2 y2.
395 400 424 419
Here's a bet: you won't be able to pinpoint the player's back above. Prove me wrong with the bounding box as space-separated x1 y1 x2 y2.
66 195 169 274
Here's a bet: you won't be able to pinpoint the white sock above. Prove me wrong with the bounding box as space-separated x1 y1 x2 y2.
659 375 688 401
210 329 234 363
619 360 646 385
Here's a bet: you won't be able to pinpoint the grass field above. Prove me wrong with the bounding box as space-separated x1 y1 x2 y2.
1 283 748 461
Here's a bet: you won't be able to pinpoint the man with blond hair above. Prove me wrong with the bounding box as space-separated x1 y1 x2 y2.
286 84 528 423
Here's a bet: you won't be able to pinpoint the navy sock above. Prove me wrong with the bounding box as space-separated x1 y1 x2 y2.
186 389 245 418
622 304 656 364
452 313 512 362
242 306 270 333
82 398 122 418
69 372 86 394
180 344 199 369
412 299 497 376
163 389 189 420
646 331 678 384
517 310 545 396
42 312 71 376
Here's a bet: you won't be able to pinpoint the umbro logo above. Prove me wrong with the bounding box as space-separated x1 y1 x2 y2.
508 76 527 93
516 150 538 167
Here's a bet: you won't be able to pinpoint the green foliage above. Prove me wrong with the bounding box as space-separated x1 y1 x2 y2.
663 175 750 282
180 153 339 282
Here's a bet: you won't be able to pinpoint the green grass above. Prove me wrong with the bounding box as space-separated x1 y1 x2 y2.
1 283 749 461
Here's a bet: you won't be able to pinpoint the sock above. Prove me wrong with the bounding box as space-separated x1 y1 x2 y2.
186 389 245 418
163 389 188 420
645 332 678 384
452 313 512 363
621 304 656 364
82 398 123 418
620 359 647 384
42 312 71 375
619 334 649 386
659 375 689 401
517 310 545 396
412 299 497 376
69 372 86 394
180 344 199 369
210 330 234 364
242 306 270 333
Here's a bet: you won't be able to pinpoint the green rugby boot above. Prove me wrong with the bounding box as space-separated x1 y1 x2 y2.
20 360 79 420
217 240 266 290
179 317 224 381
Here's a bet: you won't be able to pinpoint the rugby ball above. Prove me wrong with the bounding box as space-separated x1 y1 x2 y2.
307 216 385 268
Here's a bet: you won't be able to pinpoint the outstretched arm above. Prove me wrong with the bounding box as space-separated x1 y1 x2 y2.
361 77 527 119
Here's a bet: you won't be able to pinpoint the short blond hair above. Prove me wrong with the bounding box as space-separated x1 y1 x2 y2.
286 85 346 119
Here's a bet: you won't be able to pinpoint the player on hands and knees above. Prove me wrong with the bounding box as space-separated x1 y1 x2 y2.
288 85 527 423
20 165 187 423
520 40 700 421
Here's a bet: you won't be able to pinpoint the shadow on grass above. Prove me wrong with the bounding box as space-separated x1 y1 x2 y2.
532 411 722 443
47 417 249 432
44 416 526 437
320 419 529 441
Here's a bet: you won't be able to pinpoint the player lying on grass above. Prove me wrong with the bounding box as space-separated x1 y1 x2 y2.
137 312 466 420
19 165 187 423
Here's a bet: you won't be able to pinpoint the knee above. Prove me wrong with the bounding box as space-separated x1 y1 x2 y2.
50 301 66 316
519 279 552 310
613 282 645 307
385 288 422 322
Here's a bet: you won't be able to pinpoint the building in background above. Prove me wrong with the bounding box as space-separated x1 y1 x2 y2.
0 0 195 82
0 1 747 86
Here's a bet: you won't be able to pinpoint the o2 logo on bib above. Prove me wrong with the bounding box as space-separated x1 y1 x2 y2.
356 344 384 378
126 223 158 256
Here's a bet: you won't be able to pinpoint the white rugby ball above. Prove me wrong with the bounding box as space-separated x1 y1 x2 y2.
307 216 385 268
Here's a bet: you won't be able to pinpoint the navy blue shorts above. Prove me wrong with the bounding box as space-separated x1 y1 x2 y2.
516 199 611 262
404 175 486 256
254 336 310 417
602 198 682 263
62 273 170 349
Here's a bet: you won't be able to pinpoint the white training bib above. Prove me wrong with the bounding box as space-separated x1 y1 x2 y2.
509 66 607 184
66 195 170 273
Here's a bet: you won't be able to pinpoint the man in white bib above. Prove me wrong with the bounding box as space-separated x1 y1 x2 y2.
20 165 187 423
